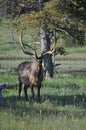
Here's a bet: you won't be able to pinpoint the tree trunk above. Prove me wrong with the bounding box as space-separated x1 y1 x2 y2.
38 0 53 79
40 28 53 79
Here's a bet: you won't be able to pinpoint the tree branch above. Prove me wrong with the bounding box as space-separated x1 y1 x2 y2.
56 28 77 40
70 0 79 7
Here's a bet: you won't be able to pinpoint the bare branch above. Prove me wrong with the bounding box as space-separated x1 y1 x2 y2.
70 0 79 7
56 28 77 40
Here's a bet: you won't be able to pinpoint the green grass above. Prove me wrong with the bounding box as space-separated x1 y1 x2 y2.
0 25 86 130
66 46 86 53
0 111 86 130
0 73 17 85
0 73 86 130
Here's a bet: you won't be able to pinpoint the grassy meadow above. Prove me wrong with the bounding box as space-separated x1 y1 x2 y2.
0 25 86 130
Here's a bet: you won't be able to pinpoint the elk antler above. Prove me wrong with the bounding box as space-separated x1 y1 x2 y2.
19 31 37 58
42 43 56 56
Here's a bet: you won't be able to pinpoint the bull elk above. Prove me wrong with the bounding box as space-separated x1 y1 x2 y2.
17 31 55 101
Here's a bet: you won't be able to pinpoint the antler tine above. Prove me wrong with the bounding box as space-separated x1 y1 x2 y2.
24 44 35 51
19 31 36 56
42 43 56 56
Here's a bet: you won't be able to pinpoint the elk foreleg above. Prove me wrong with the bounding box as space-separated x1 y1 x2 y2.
37 85 41 102
31 87 34 100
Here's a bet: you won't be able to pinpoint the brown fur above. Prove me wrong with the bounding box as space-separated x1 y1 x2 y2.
17 60 44 101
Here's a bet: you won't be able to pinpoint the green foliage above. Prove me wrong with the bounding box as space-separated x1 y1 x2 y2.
0 0 85 46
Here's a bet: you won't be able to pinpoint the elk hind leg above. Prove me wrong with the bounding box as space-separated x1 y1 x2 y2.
24 85 28 101
19 81 22 100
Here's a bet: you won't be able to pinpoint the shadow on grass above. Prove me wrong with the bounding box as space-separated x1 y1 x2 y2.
42 93 86 108
0 80 86 118
0 92 86 118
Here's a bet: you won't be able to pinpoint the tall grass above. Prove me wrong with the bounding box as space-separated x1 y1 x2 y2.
0 111 86 130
